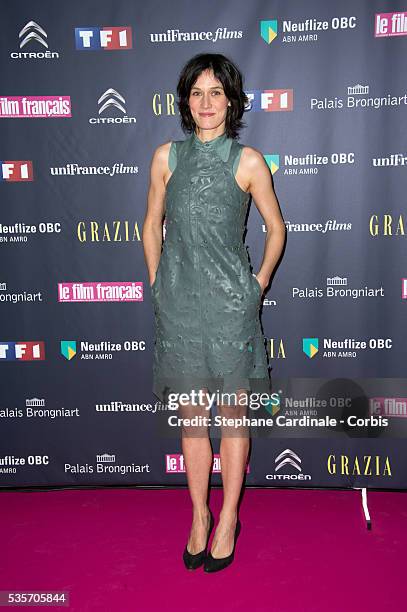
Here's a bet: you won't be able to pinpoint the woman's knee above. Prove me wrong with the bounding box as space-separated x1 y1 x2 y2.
178 396 211 438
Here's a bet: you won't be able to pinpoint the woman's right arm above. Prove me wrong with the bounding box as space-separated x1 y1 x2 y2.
142 142 171 287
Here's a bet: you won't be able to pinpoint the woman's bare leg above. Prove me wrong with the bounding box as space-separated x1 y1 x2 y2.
180 388 213 554
210 389 250 558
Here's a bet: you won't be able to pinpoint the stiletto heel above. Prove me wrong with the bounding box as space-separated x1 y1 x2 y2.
204 519 241 573
183 509 214 570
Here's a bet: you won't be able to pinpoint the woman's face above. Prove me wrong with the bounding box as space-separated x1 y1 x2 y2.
188 69 230 132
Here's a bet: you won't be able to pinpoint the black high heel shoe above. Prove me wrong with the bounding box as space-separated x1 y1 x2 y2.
204 519 241 573
183 509 215 570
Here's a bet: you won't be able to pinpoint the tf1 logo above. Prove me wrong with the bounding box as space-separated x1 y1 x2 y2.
75 27 133 50
1 161 33 181
0 342 45 360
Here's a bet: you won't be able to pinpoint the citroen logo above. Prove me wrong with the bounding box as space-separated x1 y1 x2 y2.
275 448 302 472
19 21 48 49
97 88 126 115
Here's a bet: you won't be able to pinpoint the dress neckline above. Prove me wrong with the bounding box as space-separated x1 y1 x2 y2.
192 130 228 147
191 130 232 161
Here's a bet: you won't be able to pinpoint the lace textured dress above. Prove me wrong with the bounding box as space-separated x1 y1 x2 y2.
151 130 271 404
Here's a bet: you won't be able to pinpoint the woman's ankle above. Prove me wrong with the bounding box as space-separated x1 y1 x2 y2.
218 507 238 523
192 504 210 521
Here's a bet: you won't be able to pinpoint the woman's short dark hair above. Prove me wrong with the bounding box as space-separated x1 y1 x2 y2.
176 53 249 139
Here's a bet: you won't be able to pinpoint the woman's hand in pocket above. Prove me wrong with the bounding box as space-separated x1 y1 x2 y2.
253 273 267 293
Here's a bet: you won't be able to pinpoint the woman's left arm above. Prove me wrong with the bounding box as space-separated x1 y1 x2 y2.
244 147 286 292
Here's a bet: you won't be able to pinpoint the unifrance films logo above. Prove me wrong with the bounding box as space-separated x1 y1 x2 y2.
75 27 133 50
0 342 45 361
58 282 144 302
1 161 33 181
0 96 71 118
149 26 243 44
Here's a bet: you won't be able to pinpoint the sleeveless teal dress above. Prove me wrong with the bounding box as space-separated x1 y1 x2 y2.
151 130 271 405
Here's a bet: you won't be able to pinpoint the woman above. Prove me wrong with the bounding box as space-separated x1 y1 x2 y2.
142 53 285 572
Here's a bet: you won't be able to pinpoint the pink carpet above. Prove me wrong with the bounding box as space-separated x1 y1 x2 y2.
2 487 406 611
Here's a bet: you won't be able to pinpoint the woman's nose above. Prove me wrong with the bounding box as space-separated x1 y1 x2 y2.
200 95 212 108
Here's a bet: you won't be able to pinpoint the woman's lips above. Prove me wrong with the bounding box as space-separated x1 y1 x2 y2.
199 113 215 116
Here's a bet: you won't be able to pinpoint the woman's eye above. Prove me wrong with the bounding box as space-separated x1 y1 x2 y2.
191 91 223 96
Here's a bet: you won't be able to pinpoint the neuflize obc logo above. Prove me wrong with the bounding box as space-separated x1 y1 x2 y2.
264 154 279 175
61 341 77 361
303 338 319 358
75 27 133 50
260 20 278 44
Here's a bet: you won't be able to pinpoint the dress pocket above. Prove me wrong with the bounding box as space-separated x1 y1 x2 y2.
251 273 262 298
150 258 162 292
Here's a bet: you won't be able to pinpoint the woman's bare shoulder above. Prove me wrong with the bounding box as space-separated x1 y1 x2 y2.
240 143 264 157
150 141 173 175
153 140 172 159
239 144 266 170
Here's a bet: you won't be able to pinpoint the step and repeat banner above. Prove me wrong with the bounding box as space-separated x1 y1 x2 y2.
1 1 407 489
